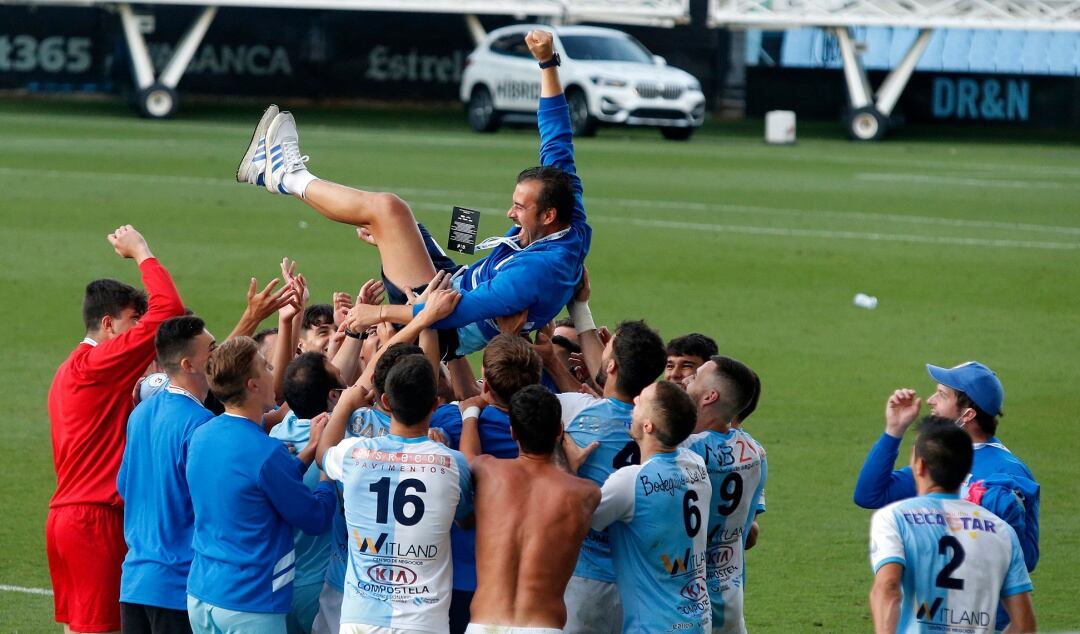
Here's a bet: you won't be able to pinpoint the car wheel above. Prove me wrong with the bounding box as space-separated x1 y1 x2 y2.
846 106 887 141
566 88 597 137
467 86 501 133
660 126 694 141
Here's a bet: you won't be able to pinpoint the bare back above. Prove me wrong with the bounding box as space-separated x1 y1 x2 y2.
470 454 600 628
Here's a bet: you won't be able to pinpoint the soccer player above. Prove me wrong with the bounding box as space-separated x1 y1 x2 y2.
449 334 544 632
300 304 335 355
186 337 336 633
273 352 347 634
665 333 719 385
590 381 713 634
559 320 667 634
869 417 1036 633
236 29 589 358
117 316 215 634
466 385 600 633
317 355 474 633
853 362 1040 576
682 357 767 634
48 225 185 634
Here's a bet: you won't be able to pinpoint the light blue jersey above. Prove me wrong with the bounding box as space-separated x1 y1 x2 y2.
323 433 473 633
325 407 393 592
592 448 713 634
869 493 1032 633
559 393 637 583
683 428 767 634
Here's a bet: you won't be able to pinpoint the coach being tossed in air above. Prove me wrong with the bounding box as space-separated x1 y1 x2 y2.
239 29 590 358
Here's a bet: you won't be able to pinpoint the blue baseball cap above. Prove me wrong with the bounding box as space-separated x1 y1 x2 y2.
925 361 1004 416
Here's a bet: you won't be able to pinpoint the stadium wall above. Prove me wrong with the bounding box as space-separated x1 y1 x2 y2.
0 5 728 105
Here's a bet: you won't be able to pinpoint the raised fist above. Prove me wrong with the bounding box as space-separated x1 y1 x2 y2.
107 225 152 261
525 30 555 63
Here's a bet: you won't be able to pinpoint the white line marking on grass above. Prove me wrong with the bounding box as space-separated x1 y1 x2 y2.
4 167 1079 251
408 203 1080 251
856 172 1074 189
0 584 53 596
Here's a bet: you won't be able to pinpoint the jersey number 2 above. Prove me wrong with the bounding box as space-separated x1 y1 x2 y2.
370 477 426 526
935 536 965 590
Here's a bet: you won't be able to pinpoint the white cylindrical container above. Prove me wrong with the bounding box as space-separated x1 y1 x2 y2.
765 110 796 144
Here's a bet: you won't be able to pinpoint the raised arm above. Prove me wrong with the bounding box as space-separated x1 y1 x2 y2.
226 277 296 340
853 390 922 508
81 226 186 381
526 29 585 226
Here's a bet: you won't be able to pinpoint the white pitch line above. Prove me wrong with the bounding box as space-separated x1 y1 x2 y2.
0 584 53 596
407 203 1080 251
3 167 1078 251
856 172 1073 190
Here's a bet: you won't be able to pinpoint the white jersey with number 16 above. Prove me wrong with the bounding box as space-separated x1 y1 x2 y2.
324 433 473 634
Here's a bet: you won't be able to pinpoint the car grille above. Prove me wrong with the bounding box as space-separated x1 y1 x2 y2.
628 108 687 121
635 81 684 100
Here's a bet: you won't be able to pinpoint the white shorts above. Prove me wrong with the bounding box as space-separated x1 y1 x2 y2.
339 625 429 634
465 625 562 634
561 576 622 634
311 583 343 634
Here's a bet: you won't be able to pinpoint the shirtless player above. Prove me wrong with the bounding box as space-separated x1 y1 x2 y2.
466 385 600 633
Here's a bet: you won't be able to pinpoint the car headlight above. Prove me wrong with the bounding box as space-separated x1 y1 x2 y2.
590 76 628 88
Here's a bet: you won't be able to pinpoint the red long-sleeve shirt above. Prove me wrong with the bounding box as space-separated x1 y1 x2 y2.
47 258 185 508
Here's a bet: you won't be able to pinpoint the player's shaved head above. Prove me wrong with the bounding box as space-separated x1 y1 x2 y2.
648 381 698 448
914 416 974 492
698 356 761 424
156 315 207 375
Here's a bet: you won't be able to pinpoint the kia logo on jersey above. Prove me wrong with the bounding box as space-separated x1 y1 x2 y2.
367 564 418 586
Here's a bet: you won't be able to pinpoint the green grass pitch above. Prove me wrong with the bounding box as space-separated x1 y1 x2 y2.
1 97 1078 632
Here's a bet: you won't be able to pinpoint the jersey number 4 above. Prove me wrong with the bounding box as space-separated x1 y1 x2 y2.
370 477 426 526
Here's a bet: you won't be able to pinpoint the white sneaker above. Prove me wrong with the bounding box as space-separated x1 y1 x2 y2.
264 111 309 195
235 104 279 186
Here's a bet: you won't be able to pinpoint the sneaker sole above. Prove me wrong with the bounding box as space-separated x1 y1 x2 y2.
235 104 279 183
264 111 294 194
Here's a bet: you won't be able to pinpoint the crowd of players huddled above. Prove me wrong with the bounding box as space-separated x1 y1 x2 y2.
46 29 1038 634
47 226 1038 634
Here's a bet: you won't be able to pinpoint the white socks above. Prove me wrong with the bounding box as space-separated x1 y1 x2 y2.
283 170 318 199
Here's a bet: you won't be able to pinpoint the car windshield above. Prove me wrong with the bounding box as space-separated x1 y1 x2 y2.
560 35 653 64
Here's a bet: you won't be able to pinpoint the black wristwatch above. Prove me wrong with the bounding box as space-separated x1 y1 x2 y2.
344 327 363 339
539 53 561 69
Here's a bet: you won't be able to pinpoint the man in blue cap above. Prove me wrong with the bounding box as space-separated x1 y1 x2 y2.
853 361 1040 628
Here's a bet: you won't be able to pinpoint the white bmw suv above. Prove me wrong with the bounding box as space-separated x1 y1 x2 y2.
461 25 706 140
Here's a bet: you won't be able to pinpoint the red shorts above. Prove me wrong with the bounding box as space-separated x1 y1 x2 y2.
46 504 126 632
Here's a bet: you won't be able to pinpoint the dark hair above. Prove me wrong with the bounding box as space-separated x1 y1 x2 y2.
551 335 581 355
155 316 207 375
283 352 343 419
207 337 260 406
510 385 562 455
613 320 667 398
482 334 542 406
554 317 576 330
302 304 334 330
954 390 999 437
517 166 575 225
373 343 424 395
82 279 148 332
650 381 698 447
253 327 278 344
666 333 719 360
914 416 974 491
385 355 436 425
705 356 761 424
